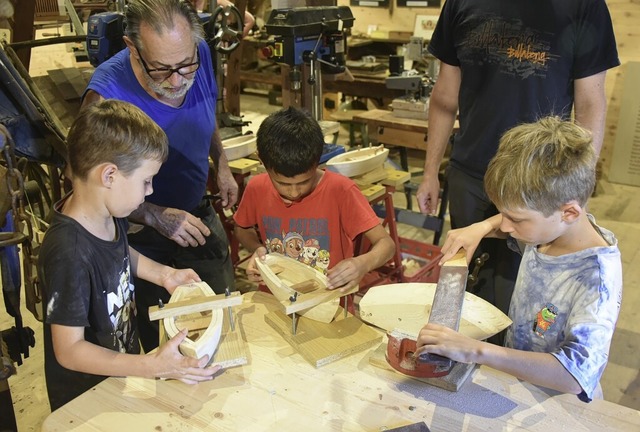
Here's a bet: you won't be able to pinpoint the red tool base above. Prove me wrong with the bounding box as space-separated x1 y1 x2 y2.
385 332 452 378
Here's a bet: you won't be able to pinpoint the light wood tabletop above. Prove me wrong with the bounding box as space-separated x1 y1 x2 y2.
43 291 640 431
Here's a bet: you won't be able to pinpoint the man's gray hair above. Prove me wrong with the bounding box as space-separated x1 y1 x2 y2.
125 0 204 50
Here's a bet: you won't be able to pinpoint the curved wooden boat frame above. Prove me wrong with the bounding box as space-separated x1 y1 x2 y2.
255 254 341 323
163 282 224 359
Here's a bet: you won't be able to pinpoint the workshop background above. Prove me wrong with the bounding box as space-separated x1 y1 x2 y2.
1 0 639 430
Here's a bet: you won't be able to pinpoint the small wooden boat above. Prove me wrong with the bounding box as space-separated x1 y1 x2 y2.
358 282 512 340
255 254 340 323
221 134 257 161
163 282 223 359
325 145 389 178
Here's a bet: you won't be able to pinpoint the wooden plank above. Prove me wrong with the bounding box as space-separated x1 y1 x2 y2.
352 165 388 186
228 158 261 175
148 291 242 321
380 169 411 188
358 183 386 202
265 308 381 368
289 279 319 294
370 127 428 151
368 343 476 392
210 310 249 369
609 61 640 186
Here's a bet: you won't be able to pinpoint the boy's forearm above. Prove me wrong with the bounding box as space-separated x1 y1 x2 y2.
234 225 262 253
129 246 171 288
359 226 396 274
479 214 507 239
477 343 583 395
53 326 156 379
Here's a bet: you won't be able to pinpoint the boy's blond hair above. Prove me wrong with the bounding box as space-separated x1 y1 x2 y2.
68 99 168 180
485 116 596 216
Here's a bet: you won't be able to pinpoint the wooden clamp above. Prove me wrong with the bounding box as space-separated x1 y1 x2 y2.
149 291 242 321
283 284 359 315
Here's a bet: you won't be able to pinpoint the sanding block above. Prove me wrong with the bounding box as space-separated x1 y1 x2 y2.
386 251 468 378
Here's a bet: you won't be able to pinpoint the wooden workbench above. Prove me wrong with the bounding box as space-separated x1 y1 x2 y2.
352 109 460 168
42 292 640 431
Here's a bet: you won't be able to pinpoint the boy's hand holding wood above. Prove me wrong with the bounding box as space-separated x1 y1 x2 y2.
159 268 202 295
326 257 366 292
439 217 501 265
151 328 221 383
415 323 482 365
246 246 268 283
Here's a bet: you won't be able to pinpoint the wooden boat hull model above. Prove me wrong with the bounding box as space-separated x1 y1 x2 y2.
163 282 224 359
222 134 257 161
358 282 512 340
255 254 342 323
325 144 389 178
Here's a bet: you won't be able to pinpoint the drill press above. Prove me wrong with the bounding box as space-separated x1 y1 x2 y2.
263 6 355 122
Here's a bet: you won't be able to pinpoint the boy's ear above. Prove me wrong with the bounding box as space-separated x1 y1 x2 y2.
560 200 583 223
100 164 118 188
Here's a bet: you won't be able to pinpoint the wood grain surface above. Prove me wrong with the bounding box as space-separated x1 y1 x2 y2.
42 292 640 432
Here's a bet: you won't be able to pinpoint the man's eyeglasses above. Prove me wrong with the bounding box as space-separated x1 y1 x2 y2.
135 46 200 82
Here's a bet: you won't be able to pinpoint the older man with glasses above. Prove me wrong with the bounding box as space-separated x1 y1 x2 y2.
81 0 237 353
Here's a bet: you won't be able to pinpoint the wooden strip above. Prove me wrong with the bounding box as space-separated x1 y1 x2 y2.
148 291 242 321
289 280 319 294
282 284 359 315
269 264 285 275
265 309 381 368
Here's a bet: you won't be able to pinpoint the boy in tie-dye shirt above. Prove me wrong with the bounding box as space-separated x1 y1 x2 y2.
416 117 622 402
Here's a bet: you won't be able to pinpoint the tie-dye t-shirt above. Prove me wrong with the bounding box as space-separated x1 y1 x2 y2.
505 216 622 402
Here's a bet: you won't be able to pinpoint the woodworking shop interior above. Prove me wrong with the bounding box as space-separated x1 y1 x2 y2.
1 1 640 431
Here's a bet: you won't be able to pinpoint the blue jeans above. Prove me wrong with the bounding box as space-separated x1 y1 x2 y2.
129 200 235 352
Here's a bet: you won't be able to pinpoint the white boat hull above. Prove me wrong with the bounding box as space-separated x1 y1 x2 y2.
326 145 389 177
222 134 257 161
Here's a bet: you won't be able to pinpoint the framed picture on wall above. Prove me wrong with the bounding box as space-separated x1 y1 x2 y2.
413 14 439 40
398 0 441 7
350 0 390 7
